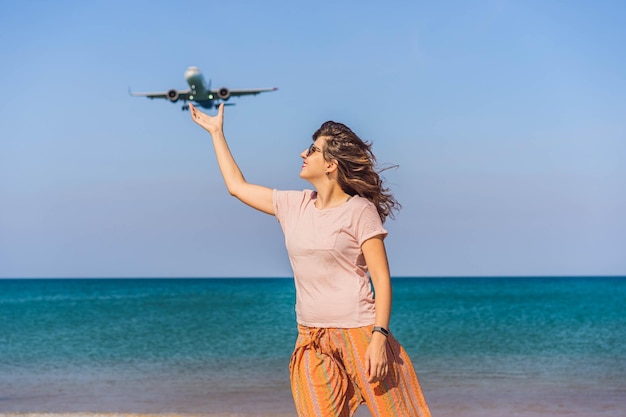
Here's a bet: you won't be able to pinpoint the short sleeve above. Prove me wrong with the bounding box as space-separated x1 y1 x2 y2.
273 189 311 224
355 203 388 246
273 189 284 222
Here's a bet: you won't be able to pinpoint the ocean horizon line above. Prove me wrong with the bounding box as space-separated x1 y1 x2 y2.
1 275 624 280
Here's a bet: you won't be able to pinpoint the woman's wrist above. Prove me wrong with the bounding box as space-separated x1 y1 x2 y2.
372 326 390 337
370 331 388 346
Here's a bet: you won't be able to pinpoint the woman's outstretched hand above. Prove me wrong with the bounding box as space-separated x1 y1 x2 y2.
190 102 224 135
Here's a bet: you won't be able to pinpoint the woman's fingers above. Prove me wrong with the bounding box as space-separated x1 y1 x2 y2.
190 103 201 122
366 355 389 383
190 104 210 126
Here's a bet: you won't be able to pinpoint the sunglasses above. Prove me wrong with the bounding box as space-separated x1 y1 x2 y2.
306 143 321 157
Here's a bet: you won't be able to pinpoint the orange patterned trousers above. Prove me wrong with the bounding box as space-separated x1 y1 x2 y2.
289 325 432 417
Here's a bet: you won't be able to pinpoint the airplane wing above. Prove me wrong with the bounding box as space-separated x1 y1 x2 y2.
212 87 278 97
129 89 192 101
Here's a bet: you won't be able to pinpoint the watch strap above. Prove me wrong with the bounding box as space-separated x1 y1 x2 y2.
372 326 389 337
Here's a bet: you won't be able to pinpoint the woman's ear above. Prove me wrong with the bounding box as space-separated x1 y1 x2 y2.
325 160 338 174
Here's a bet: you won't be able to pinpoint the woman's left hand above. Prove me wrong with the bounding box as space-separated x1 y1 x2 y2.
365 333 389 383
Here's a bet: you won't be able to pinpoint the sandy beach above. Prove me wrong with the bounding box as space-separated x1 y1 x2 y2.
0 414 295 417
2 389 625 417
3 413 384 417
2 402 625 417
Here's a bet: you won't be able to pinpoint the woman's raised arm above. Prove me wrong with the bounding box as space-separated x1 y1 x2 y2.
190 103 274 215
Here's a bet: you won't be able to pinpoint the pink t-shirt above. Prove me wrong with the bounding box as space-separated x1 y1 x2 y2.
273 189 388 328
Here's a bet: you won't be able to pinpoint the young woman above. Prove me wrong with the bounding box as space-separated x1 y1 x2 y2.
190 103 431 417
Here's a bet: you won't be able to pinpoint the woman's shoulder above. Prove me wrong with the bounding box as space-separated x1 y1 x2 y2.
274 188 315 195
349 195 383 222
274 189 316 206
275 188 314 198
350 195 376 210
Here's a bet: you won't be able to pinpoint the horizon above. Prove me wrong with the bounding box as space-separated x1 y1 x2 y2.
2 275 624 280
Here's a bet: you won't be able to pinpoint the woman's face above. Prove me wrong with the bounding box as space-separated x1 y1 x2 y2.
299 137 328 180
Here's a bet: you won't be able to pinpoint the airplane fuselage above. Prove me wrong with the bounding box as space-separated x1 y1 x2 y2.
183 66 214 108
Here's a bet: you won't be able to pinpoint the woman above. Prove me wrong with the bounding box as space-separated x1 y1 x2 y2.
190 103 431 417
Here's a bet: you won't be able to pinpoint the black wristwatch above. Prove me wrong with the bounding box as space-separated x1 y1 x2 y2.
372 326 389 337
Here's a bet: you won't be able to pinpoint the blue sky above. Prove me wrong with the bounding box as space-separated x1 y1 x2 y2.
1 1 624 278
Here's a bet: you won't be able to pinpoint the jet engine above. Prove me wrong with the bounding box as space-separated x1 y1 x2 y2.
167 89 180 102
217 87 231 100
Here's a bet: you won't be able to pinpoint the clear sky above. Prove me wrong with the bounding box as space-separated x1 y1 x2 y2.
1 1 624 278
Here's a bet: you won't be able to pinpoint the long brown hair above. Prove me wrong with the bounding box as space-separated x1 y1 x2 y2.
313 121 400 223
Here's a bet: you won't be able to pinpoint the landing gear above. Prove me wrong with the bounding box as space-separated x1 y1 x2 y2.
181 104 189 111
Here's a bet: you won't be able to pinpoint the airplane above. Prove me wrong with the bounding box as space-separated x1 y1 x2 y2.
130 66 277 111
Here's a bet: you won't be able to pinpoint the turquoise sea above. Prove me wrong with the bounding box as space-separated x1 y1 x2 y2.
1 277 625 416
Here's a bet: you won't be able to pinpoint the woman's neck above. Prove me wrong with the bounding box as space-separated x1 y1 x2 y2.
314 185 352 210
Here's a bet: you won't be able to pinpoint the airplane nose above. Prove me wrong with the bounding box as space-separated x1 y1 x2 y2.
184 66 200 79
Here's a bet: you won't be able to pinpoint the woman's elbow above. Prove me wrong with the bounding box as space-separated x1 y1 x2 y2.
226 182 246 199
